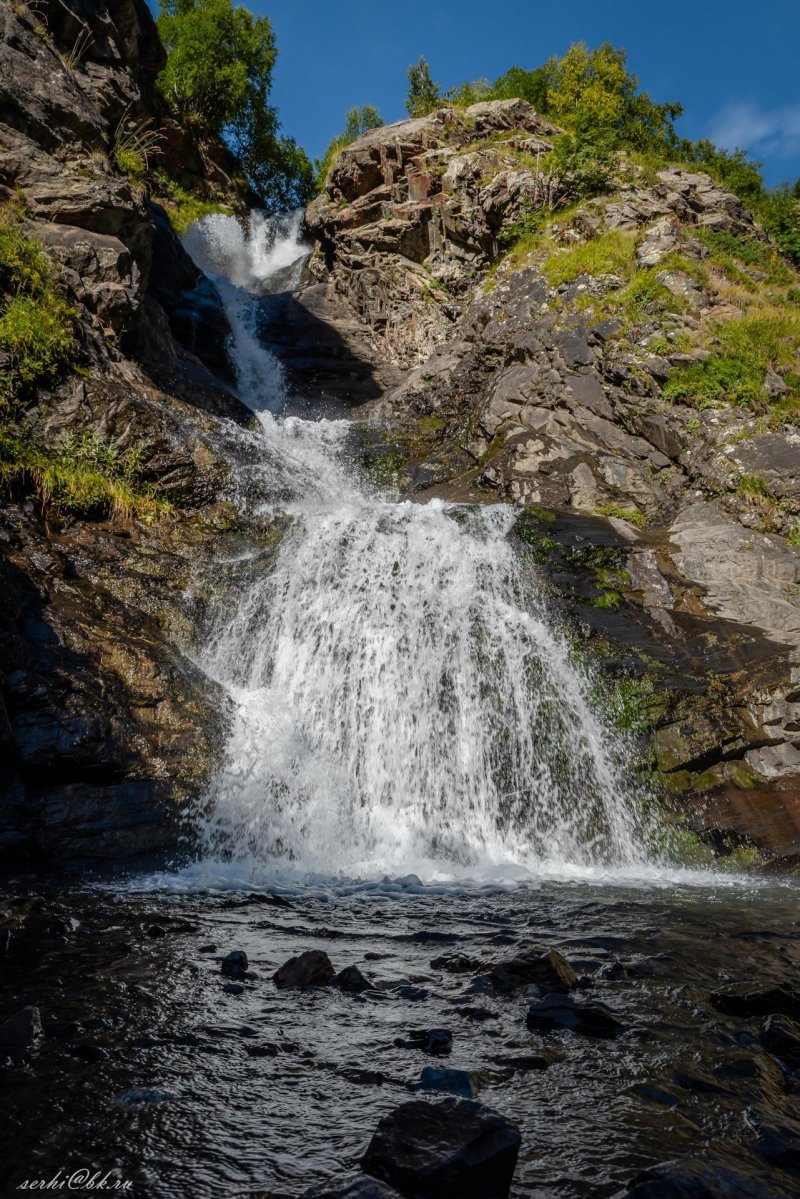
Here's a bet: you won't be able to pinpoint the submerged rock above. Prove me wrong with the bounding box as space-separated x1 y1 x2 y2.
362 1097 521 1199
395 1028 453 1056
415 1067 485 1098
526 992 624 1038
302 1174 403 1199
0 1005 42 1054
273 950 335 989
710 983 800 1020
761 1013 800 1070
612 1153 798 1197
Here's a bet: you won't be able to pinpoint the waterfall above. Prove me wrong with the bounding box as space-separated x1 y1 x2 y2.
182 212 657 884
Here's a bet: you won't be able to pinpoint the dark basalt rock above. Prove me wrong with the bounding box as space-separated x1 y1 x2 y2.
335 965 372 993
526 992 624 1038
710 983 800 1020
395 1028 452 1056
0 1005 42 1054
273 950 335 989
415 1067 484 1098
362 1097 521 1199
761 1013 800 1070
612 1153 798 1197
221 951 248 978
489 948 577 995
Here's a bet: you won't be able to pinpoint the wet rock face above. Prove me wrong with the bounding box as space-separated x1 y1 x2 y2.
362 1097 521 1199
273 950 336 989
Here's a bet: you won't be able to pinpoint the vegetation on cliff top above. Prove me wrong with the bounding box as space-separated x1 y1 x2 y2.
155 0 315 209
315 106 385 190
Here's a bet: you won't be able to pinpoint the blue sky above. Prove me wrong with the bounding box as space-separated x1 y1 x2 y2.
150 1 800 185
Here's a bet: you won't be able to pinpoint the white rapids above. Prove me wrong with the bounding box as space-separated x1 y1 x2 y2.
175 211 661 886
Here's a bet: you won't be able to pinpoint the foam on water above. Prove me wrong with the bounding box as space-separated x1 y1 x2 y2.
145 211 747 893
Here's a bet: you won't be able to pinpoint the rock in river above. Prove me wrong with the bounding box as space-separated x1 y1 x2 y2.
415 1067 485 1098
274 950 335 989
710 983 800 1020
221 951 249 978
612 1152 798 1197
302 1174 403 1198
335 965 372 993
489 948 577 994
526 992 623 1038
0 1006 42 1054
362 1097 520 1199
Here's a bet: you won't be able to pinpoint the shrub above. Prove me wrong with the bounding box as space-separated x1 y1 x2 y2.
0 207 76 404
0 427 171 523
151 170 232 234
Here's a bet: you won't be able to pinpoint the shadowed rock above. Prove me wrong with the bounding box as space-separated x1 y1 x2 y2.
362 1097 520 1199
273 950 335 990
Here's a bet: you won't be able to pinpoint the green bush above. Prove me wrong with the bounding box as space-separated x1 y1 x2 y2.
0 426 171 523
0 207 76 404
151 170 232 233
542 229 637 287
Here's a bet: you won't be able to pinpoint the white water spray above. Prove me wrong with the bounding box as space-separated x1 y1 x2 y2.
182 212 657 884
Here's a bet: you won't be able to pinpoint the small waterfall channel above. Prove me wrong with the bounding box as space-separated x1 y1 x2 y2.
180 211 657 885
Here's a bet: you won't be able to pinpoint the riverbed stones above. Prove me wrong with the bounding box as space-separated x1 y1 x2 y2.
273 950 335 989
362 1097 521 1199
395 1028 453 1056
526 992 624 1038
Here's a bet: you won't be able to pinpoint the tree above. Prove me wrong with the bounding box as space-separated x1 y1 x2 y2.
489 66 549 111
156 0 314 210
406 56 441 118
314 105 385 190
542 42 682 152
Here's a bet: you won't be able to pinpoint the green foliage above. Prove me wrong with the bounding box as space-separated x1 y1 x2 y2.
315 105 384 190
406 56 441 117
541 229 637 287
0 207 75 405
151 171 233 234
0 427 170 522
490 65 549 110
601 674 669 734
663 312 800 413
156 0 314 210
542 43 682 153
596 503 648 528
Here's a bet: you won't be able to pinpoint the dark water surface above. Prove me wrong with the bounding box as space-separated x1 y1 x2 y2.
2 869 799 1198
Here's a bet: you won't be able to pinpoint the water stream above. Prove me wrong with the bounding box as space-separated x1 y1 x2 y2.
178 211 656 887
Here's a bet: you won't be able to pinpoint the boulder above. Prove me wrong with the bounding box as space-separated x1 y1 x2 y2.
526 993 623 1038
710 983 800 1020
221 951 248 978
335 965 372 993
0 1006 42 1054
489 948 577 995
362 1098 521 1199
612 1154 797 1198
273 950 335 990
760 1013 800 1070
395 1028 453 1056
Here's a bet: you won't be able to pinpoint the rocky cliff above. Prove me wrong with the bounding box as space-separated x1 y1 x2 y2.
302 100 800 862
0 0 256 857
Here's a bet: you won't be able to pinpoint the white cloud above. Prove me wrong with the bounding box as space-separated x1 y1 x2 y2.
708 101 800 160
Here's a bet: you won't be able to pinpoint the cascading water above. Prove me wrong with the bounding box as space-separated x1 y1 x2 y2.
181 211 658 884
